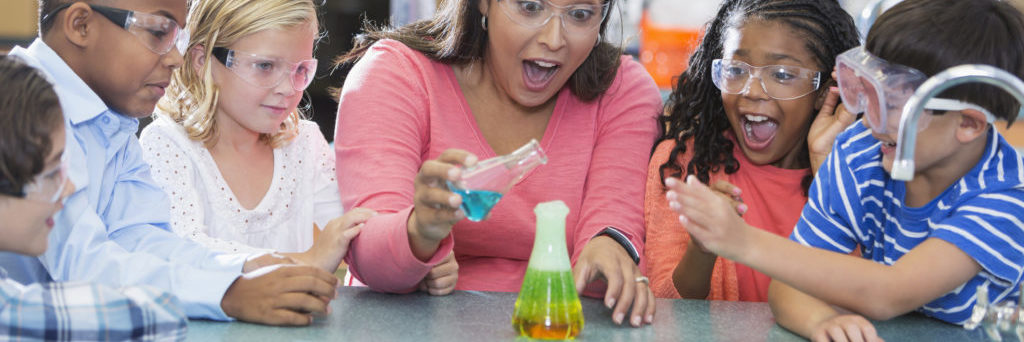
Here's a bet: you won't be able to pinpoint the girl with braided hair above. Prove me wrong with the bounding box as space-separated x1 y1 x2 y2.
644 0 859 301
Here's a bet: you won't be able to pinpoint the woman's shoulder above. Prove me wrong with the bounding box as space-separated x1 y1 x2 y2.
364 39 441 69
606 56 661 98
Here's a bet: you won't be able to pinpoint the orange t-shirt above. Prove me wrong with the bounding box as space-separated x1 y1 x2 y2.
644 137 809 301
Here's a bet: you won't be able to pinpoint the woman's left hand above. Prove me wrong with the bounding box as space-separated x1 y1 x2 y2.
418 251 459 295
573 236 655 327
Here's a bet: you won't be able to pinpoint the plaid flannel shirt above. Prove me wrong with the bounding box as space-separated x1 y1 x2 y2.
0 272 187 341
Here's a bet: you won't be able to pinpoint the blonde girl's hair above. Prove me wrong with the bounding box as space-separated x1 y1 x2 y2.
157 0 319 148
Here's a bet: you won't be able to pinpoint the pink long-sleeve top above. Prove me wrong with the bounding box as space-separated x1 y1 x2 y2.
336 39 662 293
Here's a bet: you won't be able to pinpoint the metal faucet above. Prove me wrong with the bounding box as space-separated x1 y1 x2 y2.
891 65 1024 181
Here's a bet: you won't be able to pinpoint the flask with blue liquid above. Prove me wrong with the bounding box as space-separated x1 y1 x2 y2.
447 139 547 221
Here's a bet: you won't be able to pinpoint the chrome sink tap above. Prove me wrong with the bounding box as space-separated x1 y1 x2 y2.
891 65 1024 181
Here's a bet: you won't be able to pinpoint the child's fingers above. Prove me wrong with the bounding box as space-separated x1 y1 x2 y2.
835 103 857 126
825 325 851 342
710 180 742 199
341 223 363 240
818 87 841 117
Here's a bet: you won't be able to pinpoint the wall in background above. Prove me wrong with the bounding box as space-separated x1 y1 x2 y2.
0 1 37 50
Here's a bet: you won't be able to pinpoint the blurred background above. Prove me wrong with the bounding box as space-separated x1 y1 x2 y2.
1 0 1021 146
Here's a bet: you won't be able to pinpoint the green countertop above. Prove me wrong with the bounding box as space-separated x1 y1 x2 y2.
188 286 989 341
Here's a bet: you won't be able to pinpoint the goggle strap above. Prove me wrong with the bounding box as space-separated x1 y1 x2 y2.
211 47 235 68
925 98 997 123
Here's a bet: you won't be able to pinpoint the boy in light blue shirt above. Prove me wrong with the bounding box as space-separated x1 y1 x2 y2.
0 0 342 325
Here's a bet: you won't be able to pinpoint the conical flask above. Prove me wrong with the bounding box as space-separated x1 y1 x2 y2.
447 139 547 221
512 200 584 339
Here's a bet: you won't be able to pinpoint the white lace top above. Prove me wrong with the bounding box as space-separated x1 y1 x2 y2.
139 115 343 254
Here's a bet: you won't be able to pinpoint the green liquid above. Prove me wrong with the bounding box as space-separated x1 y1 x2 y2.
512 268 584 339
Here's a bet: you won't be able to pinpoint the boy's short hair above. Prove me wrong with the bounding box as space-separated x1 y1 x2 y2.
0 56 64 195
866 0 1024 124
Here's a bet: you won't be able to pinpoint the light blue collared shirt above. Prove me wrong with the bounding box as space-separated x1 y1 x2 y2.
0 39 248 320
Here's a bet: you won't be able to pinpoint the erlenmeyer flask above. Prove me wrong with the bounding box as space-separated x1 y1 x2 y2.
447 139 547 221
512 200 584 339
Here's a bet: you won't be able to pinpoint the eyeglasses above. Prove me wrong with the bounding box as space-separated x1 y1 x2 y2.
41 3 189 56
0 155 70 204
211 47 318 92
495 0 609 35
711 59 822 100
835 47 995 134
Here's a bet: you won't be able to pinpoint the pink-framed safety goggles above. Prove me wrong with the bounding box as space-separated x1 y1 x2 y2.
835 46 995 134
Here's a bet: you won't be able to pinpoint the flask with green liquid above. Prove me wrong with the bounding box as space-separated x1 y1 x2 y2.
512 200 584 339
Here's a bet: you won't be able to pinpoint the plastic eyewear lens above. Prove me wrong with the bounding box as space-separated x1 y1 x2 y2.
213 48 317 91
498 0 608 34
23 157 69 204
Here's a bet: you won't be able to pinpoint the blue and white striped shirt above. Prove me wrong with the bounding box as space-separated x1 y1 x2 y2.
791 121 1024 325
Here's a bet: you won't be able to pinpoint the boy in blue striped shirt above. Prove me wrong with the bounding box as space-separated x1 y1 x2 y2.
0 55 187 340
663 0 1024 340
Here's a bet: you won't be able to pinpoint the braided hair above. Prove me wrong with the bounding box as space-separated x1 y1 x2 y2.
656 0 859 193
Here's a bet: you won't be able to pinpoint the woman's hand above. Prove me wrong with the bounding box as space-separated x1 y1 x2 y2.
290 208 376 272
573 236 655 327
418 251 459 295
407 149 477 260
811 314 883 342
808 85 856 174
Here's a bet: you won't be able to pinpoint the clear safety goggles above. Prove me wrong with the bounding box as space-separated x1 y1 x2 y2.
495 0 609 35
0 155 70 204
211 47 318 92
42 3 189 56
711 59 822 100
836 47 995 134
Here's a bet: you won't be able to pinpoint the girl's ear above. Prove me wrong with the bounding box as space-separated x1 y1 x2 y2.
955 109 990 143
191 45 206 71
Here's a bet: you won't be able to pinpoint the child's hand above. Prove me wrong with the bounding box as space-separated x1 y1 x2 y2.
417 251 459 295
293 208 376 272
688 180 747 253
811 314 884 342
664 176 750 260
808 85 856 174
221 264 339 325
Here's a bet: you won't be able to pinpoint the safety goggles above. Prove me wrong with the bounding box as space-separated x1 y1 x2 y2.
495 0 609 35
212 47 318 92
836 47 995 134
42 3 189 56
0 155 70 204
711 59 822 100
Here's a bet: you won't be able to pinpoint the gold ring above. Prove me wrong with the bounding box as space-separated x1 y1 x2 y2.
635 276 649 284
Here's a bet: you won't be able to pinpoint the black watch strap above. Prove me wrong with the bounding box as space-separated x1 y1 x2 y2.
596 226 640 264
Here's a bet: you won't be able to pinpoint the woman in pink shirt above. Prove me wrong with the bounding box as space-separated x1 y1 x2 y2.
334 0 661 327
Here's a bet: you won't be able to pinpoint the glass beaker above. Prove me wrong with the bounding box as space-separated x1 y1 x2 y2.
966 284 1024 341
447 139 547 221
512 200 584 339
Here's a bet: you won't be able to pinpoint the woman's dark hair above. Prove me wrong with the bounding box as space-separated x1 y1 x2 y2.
867 0 1024 124
657 0 859 193
333 0 620 102
0 55 64 197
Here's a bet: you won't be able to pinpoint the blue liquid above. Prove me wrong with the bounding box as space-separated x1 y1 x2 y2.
448 185 503 222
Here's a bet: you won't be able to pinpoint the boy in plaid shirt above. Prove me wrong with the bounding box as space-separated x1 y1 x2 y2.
0 55 187 340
